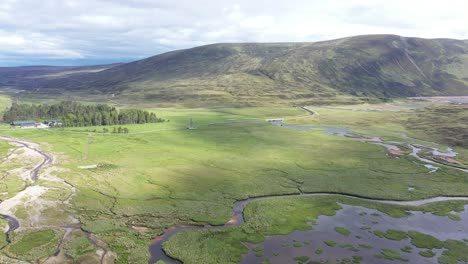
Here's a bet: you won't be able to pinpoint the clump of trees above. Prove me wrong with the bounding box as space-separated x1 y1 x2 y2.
3 101 163 127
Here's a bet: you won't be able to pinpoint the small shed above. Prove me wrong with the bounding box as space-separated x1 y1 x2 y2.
266 118 284 122
266 118 284 127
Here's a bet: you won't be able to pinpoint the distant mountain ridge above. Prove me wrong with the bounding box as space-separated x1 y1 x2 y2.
1 35 468 106
0 64 122 88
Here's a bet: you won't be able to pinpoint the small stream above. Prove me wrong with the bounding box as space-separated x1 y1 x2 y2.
0 214 19 244
0 136 52 244
0 136 111 264
0 136 53 182
0 135 115 264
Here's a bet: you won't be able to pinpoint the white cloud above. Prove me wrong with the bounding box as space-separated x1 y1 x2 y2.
0 31 84 59
1 0 468 65
0 35 25 46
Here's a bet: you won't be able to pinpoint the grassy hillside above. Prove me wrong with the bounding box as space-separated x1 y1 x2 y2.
2 35 468 106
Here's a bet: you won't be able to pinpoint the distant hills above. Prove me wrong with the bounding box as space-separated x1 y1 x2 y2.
0 64 121 91
1 35 468 106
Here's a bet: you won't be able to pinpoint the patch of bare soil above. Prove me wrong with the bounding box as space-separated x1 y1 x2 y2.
131 225 150 232
434 155 463 165
388 148 404 156
77 164 98 169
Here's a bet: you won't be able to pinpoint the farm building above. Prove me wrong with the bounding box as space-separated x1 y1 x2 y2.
10 120 37 128
44 120 63 127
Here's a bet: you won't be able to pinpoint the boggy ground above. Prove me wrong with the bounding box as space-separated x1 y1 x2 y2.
0 136 116 263
0 101 466 263
239 202 468 264
165 196 468 264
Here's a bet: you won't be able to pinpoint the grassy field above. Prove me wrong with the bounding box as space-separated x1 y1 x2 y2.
0 94 11 117
6 229 62 261
0 140 10 157
0 100 466 263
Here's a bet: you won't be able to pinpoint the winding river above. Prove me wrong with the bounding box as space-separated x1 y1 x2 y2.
0 136 53 181
0 136 52 242
0 136 112 264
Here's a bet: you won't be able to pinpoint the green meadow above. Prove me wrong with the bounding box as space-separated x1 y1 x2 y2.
0 99 467 263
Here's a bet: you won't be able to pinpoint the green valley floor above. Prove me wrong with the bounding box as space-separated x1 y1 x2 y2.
0 99 467 263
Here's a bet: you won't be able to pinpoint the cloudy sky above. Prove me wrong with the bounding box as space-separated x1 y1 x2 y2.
1 0 468 66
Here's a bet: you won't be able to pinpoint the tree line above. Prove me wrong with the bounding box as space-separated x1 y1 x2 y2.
3 101 164 127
